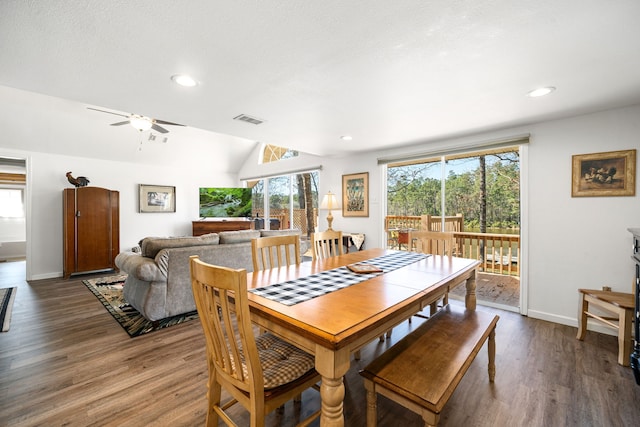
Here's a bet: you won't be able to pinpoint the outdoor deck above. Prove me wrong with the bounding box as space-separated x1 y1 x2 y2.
385 215 519 274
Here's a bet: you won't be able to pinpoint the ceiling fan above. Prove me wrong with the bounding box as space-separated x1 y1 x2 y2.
87 107 185 134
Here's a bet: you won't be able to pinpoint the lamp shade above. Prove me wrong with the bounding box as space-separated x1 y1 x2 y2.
320 191 340 210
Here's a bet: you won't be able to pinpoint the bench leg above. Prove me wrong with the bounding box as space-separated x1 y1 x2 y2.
576 292 588 340
364 379 378 427
488 327 496 382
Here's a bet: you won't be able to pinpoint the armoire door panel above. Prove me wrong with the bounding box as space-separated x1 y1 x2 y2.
63 187 119 278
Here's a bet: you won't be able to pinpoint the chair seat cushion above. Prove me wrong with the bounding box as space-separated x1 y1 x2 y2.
255 333 316 389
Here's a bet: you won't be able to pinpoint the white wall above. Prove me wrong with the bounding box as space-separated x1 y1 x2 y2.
525 106 639 326
239 103 640 329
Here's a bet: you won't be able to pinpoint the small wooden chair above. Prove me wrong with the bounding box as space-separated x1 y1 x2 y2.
311 230 344 260
190 256 320 427
576 288 635 366
251 235 301 271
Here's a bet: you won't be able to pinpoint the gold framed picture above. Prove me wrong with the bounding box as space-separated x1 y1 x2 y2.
342 172 369 217
139 184 176 212
571 149 636 197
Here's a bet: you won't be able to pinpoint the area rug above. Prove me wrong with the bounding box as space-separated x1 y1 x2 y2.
82 275 198 337
1 287 17 332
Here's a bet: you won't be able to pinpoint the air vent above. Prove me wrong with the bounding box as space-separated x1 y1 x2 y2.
233 114 265 125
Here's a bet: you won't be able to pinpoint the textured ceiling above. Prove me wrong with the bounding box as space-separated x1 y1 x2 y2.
1 0 640 157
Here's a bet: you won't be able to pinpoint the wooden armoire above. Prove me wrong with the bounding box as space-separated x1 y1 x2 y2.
63 187 119 278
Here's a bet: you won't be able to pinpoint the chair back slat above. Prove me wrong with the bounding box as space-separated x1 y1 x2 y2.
408 230 456 257
311 230 344 261
251 235 301 271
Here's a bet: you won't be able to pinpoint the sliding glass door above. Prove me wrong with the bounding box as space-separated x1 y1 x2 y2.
386 147 521 311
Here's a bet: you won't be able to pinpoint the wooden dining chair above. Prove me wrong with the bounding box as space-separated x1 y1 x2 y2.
408 230 456 318
311 230 344 260
190 256 320 427
251 235 301 271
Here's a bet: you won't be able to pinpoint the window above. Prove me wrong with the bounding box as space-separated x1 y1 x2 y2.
387 147 520 232
260 144 299 164
0 189 24 218
248 171 318 235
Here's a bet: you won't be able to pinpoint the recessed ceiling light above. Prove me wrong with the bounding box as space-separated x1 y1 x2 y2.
340 135 353 141
527 86 555 98
171 74 198 87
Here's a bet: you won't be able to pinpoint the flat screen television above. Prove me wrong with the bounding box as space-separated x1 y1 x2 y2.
199 187 253 218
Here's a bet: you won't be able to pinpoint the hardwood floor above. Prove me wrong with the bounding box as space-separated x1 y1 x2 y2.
1 260 639 426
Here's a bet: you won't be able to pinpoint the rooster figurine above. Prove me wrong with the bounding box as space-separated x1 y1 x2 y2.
66 172 90 188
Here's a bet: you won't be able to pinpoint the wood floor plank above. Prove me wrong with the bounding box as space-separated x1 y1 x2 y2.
1 260 639 426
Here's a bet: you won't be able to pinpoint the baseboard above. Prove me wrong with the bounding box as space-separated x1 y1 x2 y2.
527 309 618 337
30 271 64 281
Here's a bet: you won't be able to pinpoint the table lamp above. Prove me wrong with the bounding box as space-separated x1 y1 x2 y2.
320 191 340 230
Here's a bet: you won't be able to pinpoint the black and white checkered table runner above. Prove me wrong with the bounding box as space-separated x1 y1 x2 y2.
249 251 428 306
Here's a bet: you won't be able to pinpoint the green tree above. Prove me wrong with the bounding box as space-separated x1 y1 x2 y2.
387 149 520 230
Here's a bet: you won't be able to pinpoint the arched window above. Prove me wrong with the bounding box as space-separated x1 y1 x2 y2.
260 144 299 164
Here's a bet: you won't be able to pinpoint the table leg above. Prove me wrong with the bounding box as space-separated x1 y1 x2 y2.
465 270 477 310
315 346 351 426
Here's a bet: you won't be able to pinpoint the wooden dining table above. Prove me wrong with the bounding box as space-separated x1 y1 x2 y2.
246 248 480 427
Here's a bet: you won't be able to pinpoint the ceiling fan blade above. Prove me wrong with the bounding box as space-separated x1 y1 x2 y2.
87 107 129 118
154 119 185 126
110 121 131 126
151 124 169 134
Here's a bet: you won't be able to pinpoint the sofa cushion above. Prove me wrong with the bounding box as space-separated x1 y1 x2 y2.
260 229 302 238
141 233 220 258
218 229 261 244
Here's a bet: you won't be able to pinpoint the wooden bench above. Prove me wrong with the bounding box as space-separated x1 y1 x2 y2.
360 305 499 427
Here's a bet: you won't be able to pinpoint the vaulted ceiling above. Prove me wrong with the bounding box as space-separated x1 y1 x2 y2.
1 1 639 157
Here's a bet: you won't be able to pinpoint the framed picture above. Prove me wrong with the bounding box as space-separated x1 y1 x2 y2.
342 172 369 217
571 149 636 197
139 184 176 212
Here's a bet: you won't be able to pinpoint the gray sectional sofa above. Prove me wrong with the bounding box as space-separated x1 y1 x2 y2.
115 229 306 321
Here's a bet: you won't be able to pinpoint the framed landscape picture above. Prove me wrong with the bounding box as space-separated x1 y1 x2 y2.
342 172 369 217
139 184 176 212
571 149 636 197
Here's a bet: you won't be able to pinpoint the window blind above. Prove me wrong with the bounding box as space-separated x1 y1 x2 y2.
377 134 530 165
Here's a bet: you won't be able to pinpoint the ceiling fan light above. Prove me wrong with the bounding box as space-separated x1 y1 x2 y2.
130 115 152 131
171 74 198 87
